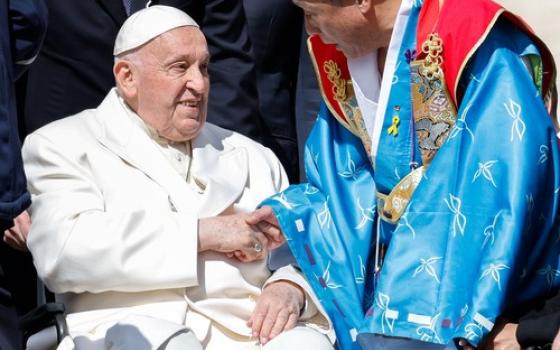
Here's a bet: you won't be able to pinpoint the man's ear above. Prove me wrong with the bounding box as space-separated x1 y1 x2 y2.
113 59 137 100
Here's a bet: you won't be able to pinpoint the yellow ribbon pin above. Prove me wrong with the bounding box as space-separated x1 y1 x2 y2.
387 116 400 136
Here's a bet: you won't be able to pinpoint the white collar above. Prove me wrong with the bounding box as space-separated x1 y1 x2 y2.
347 0 414 164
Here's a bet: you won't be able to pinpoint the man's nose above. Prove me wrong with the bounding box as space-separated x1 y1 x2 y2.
185 67 206 93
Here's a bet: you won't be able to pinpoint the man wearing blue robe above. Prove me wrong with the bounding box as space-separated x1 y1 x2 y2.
248 0 560 349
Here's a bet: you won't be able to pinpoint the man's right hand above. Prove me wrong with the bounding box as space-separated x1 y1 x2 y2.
198 214 270 262
246 206 285 250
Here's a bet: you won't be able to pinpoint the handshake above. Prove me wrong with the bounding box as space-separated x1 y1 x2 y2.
197 206 284 262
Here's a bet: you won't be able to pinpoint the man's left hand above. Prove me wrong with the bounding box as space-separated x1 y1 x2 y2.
3 210 31 252
247 280 304 345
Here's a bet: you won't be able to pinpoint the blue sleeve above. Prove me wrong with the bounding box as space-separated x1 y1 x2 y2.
9 0 47 78
261 103 377 350
369 18 560 346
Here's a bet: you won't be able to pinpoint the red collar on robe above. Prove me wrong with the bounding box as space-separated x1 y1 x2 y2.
308 0 556 125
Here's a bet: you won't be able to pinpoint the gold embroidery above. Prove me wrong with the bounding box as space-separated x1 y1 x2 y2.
323 59 373 161
378 33 458 224
378 166 424 224
419 33 444 81
410 33 457 167
324 60 348 102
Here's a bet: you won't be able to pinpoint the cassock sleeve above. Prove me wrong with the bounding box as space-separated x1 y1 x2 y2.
23 132 200 294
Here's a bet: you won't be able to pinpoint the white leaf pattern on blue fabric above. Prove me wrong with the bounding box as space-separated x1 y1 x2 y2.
416 313 442 343
396 212 416 239
449 104 475 142
355 255 366 284
527 194 535 213
412 257 442 283
537 265 560 289
483 210 503 248
539 145 550 164
318 197 332 229
461 305 469 318
355 197 376 229
392 61 401 85
470 73 481 83
480 263 510 291
472 160 498 187
338 150 362 180
465 323 483 340
271 192 298 210
376 293 395 333
304 184 319 195
394 167 401 181
504 98 525 142
322 261 343 289
444 194 467 237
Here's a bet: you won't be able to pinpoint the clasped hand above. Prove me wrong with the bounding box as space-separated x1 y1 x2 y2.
198 206 284 262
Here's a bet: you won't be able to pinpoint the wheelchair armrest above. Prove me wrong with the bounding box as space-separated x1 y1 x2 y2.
19 302 69 345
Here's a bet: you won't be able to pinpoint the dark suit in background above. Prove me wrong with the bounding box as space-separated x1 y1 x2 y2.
1 1 47 348
295 30 321 183
21 0 261 143
243 0 302 183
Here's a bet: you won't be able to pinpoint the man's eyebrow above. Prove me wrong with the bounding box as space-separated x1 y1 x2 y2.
163 52 211 65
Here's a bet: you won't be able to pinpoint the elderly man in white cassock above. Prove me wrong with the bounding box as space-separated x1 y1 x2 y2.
22 5 334 350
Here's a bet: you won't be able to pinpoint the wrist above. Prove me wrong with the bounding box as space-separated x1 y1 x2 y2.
198 217 218 252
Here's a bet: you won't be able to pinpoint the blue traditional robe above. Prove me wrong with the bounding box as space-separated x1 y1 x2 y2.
261 1 560 349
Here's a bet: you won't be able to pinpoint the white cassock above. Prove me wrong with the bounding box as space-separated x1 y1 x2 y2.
23 88 333 350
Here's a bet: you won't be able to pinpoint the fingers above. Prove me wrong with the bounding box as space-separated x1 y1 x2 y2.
253 221 284 249
269 309 299 341
256 303 279 344
3 228 28 252
246 207 285 249
458 339 475 350
246 206 278 227
249 300 269 342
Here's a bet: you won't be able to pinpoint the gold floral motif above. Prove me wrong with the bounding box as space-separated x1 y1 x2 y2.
324 60 349 102
322 59 373 161
410 33 457 167
419 33 444 81
376 33 457 224
378 166 425 224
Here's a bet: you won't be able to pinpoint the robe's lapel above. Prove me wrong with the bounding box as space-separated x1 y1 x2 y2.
92 89 198 214
93 89 248 217
191 129 248 218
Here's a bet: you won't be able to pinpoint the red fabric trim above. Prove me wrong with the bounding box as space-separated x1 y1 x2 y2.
308 35 351 125
417 0 502 104
417 0 556 105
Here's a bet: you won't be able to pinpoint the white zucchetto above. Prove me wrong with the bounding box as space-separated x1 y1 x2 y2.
113 5 199 56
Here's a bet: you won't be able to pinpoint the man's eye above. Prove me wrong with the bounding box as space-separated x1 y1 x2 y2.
200 63 209 74
169 64 188 73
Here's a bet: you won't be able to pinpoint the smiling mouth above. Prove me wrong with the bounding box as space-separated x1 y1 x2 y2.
180 100 199 108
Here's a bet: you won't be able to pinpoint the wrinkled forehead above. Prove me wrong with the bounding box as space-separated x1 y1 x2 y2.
296 0 346 5
144 26 209 61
